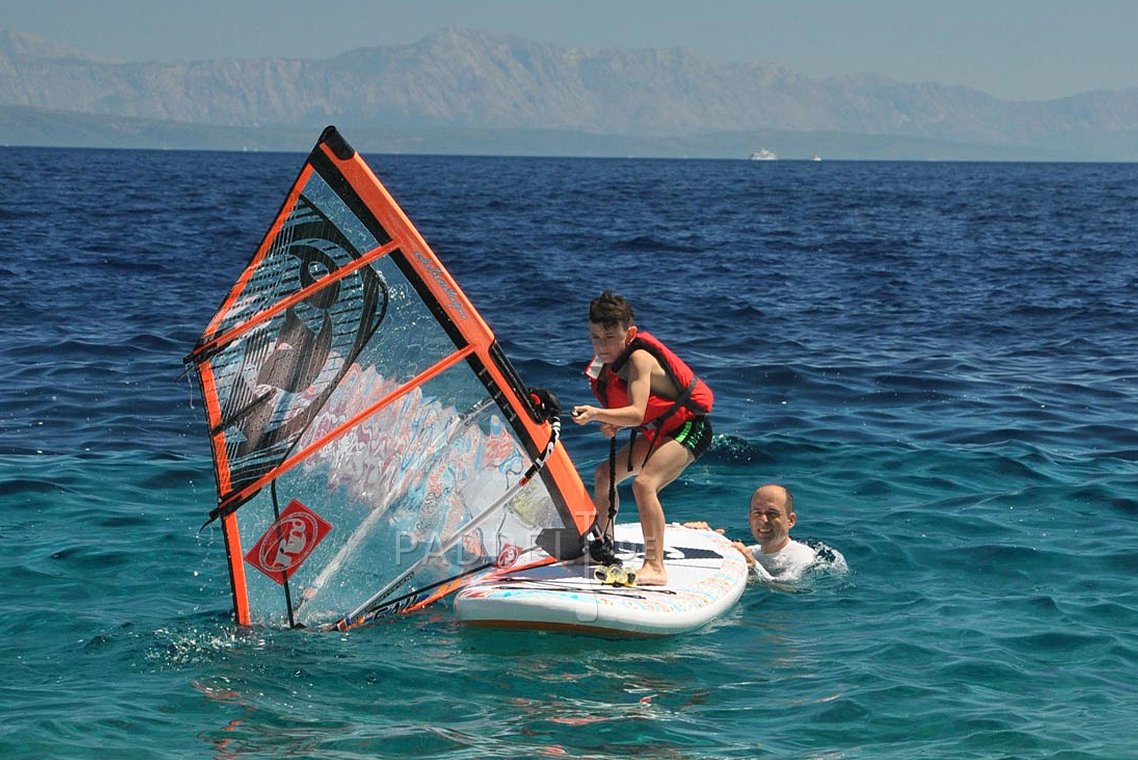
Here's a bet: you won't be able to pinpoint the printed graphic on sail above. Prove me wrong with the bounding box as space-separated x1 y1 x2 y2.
186 127 594 628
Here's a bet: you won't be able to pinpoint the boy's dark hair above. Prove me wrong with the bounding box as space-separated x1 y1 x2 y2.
589 290 634 329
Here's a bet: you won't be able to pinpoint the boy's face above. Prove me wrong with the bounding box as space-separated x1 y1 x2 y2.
589 322 633 363
749 487 796 551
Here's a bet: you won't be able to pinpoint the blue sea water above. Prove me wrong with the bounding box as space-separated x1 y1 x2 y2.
2 144 1137 758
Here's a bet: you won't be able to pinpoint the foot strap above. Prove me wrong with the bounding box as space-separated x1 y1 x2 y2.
588 537 621 566
593 564 637 587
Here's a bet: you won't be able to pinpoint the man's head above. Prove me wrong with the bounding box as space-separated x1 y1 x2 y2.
588 290 635 363
748 484 796 553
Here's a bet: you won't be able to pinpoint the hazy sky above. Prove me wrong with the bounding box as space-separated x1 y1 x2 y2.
3 0 1136 101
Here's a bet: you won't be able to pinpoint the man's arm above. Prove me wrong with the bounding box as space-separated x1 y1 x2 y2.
682 522 757 568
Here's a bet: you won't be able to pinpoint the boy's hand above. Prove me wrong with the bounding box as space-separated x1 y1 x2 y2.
571 406 618 437
570 405 594 424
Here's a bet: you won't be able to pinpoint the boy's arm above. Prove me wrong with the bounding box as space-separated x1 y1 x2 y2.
571 350 652 428
619 349 654 424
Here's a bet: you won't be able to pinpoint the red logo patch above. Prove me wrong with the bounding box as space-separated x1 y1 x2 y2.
495 544 522 568
244 500 333 585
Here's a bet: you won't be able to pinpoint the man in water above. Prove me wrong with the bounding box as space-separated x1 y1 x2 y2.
688 483 844 581
571 290 714 586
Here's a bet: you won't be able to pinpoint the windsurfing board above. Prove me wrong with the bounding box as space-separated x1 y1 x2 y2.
454 522 748 637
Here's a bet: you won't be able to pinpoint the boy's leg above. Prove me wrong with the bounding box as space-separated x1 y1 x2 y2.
630 438 694 586
592 440 636 541
582 439 643 565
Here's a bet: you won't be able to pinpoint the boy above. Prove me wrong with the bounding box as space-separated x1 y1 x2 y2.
571 290 713 585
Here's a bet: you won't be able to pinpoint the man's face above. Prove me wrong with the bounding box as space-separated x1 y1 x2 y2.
749 487 795 551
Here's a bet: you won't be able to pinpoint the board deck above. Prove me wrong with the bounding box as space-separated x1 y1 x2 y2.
454 522 748 637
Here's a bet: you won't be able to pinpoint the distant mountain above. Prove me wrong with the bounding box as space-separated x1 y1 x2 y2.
2 27 1136 159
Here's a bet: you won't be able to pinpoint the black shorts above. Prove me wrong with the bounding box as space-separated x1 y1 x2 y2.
670 417 713 460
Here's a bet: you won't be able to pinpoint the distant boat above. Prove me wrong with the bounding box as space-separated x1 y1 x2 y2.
749 149 777 161
812 154 822 161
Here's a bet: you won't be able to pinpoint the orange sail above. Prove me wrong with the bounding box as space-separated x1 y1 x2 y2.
185 127 594 627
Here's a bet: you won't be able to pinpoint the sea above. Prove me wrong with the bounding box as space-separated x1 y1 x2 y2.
1 144 1137 759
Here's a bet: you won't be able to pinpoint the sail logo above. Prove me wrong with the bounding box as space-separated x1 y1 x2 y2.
245 500 333 585
495 544 522 568
411 249 468 320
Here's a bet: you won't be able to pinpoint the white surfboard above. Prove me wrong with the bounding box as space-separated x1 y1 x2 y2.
454 522 748 637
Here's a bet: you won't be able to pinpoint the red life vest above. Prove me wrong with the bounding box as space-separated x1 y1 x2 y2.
586 330 713 443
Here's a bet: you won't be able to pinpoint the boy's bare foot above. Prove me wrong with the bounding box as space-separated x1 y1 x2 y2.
634 564 668 586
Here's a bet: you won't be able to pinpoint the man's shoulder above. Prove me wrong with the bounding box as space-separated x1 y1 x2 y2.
749 539 818 578
784 539 818 562
753 539 815 564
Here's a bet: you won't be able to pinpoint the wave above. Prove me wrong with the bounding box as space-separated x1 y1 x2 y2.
612 233 703 254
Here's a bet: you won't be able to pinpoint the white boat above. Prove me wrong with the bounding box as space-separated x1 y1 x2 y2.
749 149 778 160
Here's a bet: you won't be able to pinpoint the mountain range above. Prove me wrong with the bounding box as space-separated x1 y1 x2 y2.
2 26 1136 160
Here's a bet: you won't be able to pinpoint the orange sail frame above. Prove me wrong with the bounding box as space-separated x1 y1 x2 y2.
188 127 595 625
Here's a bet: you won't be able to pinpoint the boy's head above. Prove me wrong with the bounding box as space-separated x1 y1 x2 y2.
589 290 634 330
588 290 636 362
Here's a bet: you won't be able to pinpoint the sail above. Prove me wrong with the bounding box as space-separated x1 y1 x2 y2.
185 126 595 628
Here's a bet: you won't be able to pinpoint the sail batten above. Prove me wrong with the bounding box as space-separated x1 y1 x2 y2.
187 127 595 628
189 237 401 367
